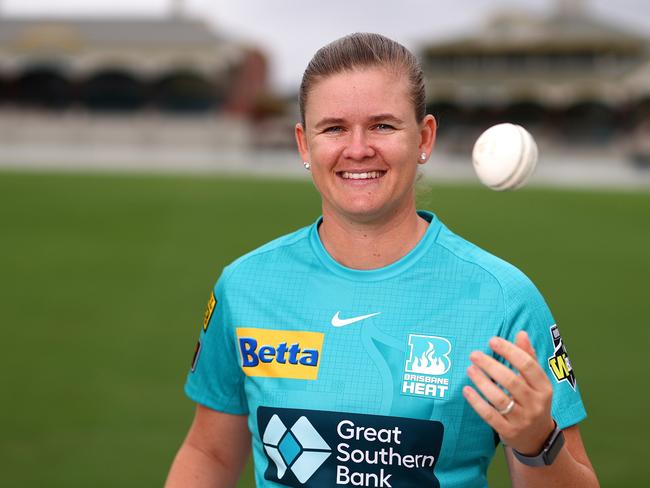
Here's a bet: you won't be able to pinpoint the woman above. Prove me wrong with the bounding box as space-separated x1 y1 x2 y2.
166 33 599 487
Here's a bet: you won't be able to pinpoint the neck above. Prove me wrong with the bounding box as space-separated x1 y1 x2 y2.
318 204 429 270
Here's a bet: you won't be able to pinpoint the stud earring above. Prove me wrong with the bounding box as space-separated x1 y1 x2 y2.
420 152 427 161
303 161 311 170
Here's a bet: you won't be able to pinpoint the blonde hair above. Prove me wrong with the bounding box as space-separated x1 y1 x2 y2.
299 33 426 127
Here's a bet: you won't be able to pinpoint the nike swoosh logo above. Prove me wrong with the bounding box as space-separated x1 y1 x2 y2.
331 311 381 327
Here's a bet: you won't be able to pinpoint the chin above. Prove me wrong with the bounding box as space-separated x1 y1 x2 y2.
339 203 395 223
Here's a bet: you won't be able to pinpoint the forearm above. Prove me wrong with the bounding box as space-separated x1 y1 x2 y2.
507 446 599 488
165 441 241 488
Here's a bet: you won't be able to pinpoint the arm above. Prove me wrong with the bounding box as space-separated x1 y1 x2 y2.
464 331 599 488
505 424 598 488
165 404 251 488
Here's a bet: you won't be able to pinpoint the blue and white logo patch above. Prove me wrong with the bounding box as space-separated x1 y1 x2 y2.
262 414 331 483
402 334 454 400
257 406 443 487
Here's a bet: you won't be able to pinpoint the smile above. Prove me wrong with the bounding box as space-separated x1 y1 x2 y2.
338 171 386 180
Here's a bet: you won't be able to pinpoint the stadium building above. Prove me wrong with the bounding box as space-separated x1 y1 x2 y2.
0 3 272 161
420 0 650 156
0 11 266 114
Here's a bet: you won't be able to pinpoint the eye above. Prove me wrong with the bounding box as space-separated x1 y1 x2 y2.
373 123 396 131
323 126 344 134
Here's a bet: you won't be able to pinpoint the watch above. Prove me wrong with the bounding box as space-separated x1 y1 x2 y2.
512 422 565 467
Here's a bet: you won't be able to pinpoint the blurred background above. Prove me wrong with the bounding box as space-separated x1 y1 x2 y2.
1 0 648 486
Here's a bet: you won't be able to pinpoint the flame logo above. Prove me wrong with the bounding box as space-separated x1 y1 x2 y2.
405 335 452 376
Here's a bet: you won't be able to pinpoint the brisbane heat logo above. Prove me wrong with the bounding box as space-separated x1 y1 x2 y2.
547 324 577 390
402 334 453 400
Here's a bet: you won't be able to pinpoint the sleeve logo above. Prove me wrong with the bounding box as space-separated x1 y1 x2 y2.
190 340 201 372
203 291 216 332
547 324 577 390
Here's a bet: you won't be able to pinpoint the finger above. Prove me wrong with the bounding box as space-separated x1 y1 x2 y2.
470 350 527 399
467 364 514 414
488 337 548 390
463 385 509 433
515 331 537 360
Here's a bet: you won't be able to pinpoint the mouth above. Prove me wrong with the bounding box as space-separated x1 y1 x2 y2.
337 170 387 180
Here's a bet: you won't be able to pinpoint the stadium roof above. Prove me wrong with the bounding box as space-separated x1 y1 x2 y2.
419 3 650 105
422 8 648 54
0 17 225 47
0 16 244 78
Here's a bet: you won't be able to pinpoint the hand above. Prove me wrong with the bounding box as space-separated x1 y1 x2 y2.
463 331 555 455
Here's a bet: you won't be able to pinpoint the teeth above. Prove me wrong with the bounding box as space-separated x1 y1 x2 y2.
341 171 383 180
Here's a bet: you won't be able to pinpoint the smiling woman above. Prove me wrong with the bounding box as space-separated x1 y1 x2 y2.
165 33 599 488
295 67 436 261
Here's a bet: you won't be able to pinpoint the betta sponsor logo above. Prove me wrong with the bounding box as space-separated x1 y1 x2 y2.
239 339 319 367
236 328 324 380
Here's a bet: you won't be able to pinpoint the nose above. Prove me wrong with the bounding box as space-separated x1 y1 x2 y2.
342 128 375 161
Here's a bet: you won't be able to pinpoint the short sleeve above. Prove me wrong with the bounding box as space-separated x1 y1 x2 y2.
184 271 248 415
501 275 586 429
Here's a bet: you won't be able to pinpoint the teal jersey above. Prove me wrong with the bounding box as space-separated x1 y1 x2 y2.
186 211 586 488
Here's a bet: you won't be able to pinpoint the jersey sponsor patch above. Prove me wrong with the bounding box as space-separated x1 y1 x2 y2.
401 334 454 400
203 291 216 332
191 340 202 372
236 328 324 380
257 406 443 487
547 324 576 390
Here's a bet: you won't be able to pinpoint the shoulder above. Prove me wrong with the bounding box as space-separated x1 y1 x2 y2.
432 220 543 306
219 223 313 285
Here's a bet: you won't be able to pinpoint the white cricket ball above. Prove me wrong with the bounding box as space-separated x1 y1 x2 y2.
472 123 538 191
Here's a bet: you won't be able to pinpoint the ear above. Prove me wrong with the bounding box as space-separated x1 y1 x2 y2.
417 114 437 165
295 123 310 164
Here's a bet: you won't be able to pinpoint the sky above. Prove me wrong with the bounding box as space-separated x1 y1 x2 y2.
2 0 649 92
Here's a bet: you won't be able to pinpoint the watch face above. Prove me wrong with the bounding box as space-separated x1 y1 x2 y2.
513 426 565 467
544 429 565 465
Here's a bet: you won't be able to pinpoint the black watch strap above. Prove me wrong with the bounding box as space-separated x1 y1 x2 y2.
512 423 565 467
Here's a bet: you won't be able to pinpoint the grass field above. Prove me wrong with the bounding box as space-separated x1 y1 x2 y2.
0 170 648 487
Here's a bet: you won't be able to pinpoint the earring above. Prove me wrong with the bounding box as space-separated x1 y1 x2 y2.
303 161 311 170
420 152 427 161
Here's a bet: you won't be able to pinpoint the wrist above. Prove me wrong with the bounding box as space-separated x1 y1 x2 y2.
516 418 557 456
512 420 565 467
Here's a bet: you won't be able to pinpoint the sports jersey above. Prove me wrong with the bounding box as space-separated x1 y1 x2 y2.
185 210 586 488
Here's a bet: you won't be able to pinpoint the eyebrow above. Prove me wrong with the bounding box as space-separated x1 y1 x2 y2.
313 113 405 130
369 114 405 125
313 117 345 130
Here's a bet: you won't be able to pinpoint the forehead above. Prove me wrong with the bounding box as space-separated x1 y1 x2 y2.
305 68 412 124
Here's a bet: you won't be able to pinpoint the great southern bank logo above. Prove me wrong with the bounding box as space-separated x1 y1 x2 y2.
257 406 443 487
262 414 331 483
402 334 453 400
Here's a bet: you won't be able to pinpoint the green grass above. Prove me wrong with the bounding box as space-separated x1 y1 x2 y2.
0 170 648 487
